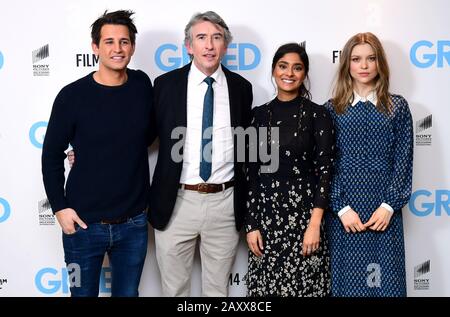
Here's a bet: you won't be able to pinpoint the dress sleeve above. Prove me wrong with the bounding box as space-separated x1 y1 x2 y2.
312 106 335 209
383 96 414 211
245 108 261 233
323 101 348 214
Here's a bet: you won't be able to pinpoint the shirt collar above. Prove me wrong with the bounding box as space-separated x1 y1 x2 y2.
189 62 225 87
351 90 377 106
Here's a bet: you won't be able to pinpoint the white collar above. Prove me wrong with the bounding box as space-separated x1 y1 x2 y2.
351 90 377 106
189 62 225 87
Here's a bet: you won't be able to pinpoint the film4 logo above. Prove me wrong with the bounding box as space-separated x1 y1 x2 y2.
228 272 248 286
0 278 8 290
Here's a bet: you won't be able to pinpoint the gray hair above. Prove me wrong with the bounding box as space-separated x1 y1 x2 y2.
184 11 233 48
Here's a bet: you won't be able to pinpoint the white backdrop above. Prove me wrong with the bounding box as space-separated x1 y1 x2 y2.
0 0 449 296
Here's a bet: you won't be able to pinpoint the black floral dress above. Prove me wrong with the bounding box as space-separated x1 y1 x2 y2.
245 96 334 297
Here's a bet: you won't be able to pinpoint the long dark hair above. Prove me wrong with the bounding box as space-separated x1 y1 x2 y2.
271 42 311 100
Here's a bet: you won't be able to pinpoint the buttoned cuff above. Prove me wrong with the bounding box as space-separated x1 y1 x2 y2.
338 205 352 218
381 203 394 213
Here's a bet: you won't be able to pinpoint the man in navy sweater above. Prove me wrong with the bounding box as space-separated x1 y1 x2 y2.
41 10 153 297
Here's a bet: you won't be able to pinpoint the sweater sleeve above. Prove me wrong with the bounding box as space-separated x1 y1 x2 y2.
41 89 74 213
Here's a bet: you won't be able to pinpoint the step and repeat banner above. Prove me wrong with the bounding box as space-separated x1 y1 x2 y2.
0 0 449 296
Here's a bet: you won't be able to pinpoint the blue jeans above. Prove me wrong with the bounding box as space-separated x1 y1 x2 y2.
62 212 148 297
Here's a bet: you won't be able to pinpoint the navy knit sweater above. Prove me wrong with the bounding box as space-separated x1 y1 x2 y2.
42 69 153 223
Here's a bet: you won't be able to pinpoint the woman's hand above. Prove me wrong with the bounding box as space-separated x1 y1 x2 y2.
340 209 366 233
246 230 264 257
302 222 320 256
364 207 393 231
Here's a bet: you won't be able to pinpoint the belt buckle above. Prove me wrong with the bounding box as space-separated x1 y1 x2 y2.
198 183 209 194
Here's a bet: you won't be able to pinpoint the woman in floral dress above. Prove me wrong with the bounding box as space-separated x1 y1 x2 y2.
245 43 334 296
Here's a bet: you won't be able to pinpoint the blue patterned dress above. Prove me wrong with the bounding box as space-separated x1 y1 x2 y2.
324 94 413 297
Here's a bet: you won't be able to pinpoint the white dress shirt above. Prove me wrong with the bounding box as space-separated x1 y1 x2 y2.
179 63 234 184
338 91 394 218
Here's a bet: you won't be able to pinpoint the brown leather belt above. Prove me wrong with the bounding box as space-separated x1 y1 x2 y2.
100 217 130 225
100 210 147 225
180 180 234 194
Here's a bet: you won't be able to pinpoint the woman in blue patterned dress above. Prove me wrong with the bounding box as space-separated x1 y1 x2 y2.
324 32 413 297
245 43 334 296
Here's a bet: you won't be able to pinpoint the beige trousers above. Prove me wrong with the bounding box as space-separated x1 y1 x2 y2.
154 186 239 297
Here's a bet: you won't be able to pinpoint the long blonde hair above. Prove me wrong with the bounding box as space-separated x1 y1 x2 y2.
332 32 392 114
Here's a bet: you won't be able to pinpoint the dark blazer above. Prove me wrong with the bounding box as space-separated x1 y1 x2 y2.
149 63 253 231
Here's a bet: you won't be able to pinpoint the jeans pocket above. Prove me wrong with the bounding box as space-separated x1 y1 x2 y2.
62 223 84 236
128 212 148 228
